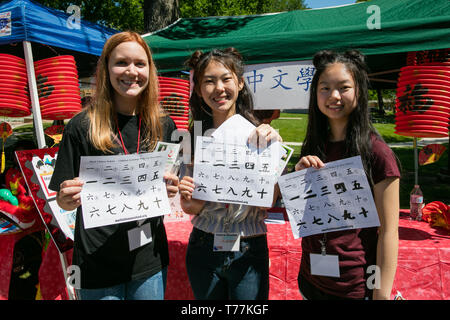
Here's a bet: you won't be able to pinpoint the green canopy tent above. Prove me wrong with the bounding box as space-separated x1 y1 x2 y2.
143 0 450 89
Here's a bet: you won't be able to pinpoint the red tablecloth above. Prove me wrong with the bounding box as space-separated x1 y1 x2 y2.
0 233 16 300
2 214 449 300
0 232 72 300
164 216 450 300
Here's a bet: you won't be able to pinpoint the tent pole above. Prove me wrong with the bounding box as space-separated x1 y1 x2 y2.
58 251 76 300
368 78 397 84
23 41 46 149
368 69 401 77
24 41 75 300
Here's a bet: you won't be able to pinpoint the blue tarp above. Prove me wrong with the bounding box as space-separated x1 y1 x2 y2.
0 0 118 56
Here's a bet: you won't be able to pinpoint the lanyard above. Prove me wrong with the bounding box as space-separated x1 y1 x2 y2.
116 115 141 154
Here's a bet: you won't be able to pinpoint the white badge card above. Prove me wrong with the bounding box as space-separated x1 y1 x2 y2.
128 223 152 251
155 141 181 174
213 233 240 252
310 253 340 278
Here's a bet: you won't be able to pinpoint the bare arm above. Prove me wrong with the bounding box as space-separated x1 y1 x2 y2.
372 177 400 300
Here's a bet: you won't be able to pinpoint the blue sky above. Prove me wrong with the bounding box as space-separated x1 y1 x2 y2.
304 0 356 9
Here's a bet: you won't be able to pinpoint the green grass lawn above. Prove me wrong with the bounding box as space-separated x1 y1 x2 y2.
271 114 308 143
273 112 450 209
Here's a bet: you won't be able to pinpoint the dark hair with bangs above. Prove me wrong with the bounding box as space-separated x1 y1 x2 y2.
186 48 259 135
301 50 384 188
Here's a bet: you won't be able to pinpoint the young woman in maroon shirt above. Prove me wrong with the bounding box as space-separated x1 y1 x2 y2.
295 50 401 300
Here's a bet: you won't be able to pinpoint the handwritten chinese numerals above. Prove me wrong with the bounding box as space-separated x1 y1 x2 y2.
79 154 170 229
278 156 381 239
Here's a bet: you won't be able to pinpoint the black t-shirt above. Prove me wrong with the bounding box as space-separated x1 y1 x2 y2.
49 110 177 289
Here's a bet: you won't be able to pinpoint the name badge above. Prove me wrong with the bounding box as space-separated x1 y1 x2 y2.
128 223 152 251
213 233 240 252
310 253 340 278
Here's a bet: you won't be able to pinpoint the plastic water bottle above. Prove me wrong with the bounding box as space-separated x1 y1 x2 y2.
409 185 423 221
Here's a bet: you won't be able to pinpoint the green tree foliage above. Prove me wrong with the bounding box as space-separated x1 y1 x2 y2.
38 0 144 32
180 0 307 17
36 0 307 32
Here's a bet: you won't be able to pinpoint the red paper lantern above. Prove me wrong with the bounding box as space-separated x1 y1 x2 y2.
158 76 190 130
0 68 28 77
158 76 189 84
34 55 75 66
395 50 449 138
395 114 449 123
34 56 82 120
0 54 31 117
0 53 25 64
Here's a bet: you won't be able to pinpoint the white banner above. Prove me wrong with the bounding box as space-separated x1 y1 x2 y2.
244 60 315 110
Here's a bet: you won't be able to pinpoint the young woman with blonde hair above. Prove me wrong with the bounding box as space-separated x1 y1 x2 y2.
49 31 179 300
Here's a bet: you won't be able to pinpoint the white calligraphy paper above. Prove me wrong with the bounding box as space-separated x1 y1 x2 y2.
278 156 380 239
211 114 256 145
192 136 277 207
79 151 170 229
211 114 293 177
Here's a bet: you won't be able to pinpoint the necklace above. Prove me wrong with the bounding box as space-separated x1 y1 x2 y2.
116 115 141 154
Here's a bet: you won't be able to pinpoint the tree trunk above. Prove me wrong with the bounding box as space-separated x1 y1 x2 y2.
144 0 180 33
376 88 385 115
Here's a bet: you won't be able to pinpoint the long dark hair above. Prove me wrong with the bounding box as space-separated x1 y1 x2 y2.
186 48 259 135
301 50 383 187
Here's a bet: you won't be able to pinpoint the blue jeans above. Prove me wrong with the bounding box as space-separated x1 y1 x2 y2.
186 227 269 300
76 268 167 300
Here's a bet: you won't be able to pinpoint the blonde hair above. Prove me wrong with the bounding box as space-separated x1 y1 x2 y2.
87 31 163 153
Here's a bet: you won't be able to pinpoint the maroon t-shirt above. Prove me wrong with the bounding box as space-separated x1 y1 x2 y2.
299 134 401 299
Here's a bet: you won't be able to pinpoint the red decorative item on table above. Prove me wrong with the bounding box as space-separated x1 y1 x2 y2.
421 201 450 233
0 167 44 232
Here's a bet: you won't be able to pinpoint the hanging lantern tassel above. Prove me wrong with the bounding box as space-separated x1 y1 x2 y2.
44 124 65 147
419 144 447 166
0 122 13 174
1 149 4 173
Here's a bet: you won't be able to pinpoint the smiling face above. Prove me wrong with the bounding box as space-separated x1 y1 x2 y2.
197 60 244 125
317 62 358 127
108 41 149 114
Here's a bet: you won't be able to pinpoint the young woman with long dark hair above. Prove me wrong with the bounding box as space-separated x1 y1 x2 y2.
179 48 281 300
295 50 401 300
